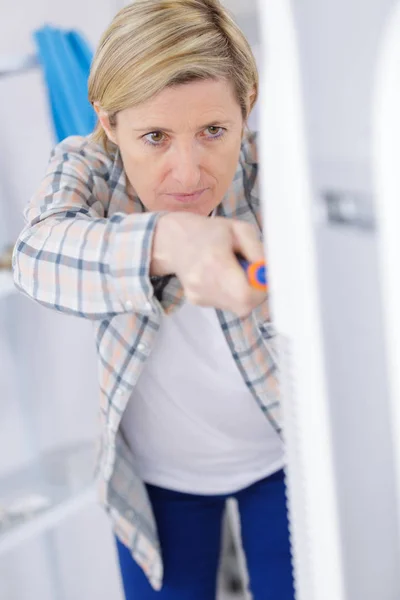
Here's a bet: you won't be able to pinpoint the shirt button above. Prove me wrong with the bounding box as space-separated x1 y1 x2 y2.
144 301 152 312
137 342 147 352
125 300 133 310
116 388 124 395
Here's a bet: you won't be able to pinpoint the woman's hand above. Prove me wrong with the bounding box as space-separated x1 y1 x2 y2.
151 212 266 317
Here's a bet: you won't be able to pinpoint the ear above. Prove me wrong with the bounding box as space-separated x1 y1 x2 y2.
93 102 118 144
245 87 257 120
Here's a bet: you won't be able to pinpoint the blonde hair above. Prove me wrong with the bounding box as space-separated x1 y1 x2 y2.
88 0 258 151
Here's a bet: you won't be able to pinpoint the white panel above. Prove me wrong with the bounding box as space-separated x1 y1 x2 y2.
373 0 400 533
257 1 345 599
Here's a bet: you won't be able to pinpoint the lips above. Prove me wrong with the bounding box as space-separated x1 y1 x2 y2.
167 189 206 203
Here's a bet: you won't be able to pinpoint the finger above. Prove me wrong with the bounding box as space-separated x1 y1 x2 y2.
218 254 266 316
230 220 265 264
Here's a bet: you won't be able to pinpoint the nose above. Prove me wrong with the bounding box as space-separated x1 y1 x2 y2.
169 141 202 191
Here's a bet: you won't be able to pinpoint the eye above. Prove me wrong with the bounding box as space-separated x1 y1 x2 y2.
143 131 166 146
204 126 225 139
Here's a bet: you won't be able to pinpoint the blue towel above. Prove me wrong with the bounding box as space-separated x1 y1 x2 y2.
33 25 96 142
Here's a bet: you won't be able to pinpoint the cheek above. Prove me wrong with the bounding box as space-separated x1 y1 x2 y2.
212 155 239 188
212 141 241 171
124 161 166 210
204 148 238 179
120 145 156 185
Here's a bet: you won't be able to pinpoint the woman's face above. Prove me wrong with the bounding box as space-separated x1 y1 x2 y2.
99 79 248 216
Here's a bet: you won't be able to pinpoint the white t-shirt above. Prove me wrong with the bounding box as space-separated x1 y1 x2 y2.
120 302 284 495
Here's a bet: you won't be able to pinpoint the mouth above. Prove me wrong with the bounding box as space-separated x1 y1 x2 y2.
166 189 207 203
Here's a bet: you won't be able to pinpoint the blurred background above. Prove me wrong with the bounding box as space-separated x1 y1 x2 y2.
0 0 397 598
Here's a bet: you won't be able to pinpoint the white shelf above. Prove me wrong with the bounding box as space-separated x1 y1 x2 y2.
0 54 39 77
0 271 15 300
0 441 97 556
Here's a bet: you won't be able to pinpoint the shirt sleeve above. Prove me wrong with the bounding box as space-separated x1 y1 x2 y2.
12 136 163 320
241 129 262 231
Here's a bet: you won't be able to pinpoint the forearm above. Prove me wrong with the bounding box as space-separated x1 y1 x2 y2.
13 210 163 320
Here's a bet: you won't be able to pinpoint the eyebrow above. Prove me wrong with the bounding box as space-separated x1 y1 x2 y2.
132 120 234 133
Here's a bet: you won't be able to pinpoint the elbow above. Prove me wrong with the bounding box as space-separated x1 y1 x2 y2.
12 237 31 295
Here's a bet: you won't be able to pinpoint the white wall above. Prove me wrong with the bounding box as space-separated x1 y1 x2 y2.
294 0 394 165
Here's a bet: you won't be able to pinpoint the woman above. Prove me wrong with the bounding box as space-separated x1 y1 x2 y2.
13 0 294 598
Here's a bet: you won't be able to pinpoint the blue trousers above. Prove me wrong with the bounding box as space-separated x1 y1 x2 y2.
116 469 295 599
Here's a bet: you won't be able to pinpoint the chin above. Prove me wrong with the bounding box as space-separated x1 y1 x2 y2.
162 200 218 217
189 204 218 217
167 205 209 216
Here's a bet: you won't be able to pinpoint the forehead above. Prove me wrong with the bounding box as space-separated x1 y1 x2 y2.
121 78 242 127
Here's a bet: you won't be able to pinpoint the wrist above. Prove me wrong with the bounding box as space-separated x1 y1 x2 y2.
150 212 190 276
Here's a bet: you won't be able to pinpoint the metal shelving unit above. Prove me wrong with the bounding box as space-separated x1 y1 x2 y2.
0 54 38 78
0 270 16 300
0 441 97 557
0 53 99 600
0 263 97 588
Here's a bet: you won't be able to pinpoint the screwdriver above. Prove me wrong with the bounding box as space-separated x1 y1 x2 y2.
237 257 268 291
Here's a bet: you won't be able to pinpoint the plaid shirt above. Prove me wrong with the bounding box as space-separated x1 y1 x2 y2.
12 130 281 590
